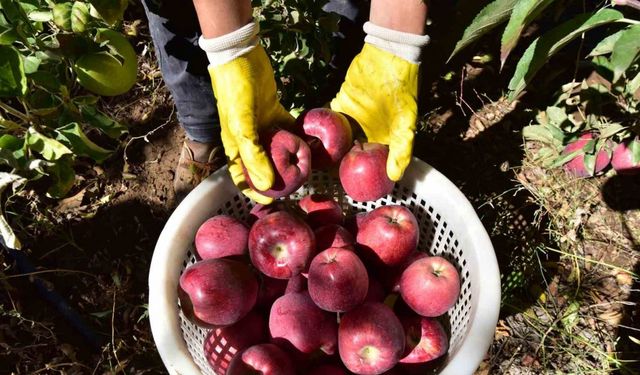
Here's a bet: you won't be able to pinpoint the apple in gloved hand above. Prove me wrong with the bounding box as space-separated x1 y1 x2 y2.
248 211 316 279
339 142 395 202
244 129 311 199
294 108 353 169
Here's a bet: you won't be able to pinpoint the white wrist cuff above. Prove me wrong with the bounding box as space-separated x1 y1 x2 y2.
198 21 259 67
363 22 430 64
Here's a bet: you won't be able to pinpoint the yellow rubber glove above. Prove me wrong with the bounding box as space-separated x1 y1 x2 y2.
331 43 420 181
208 45 294 204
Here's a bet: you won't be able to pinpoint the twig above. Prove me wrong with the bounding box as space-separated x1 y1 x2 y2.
111 289 123 373
123 106 176 163
0 101 29 124
33 362 91 373
0 268 98 280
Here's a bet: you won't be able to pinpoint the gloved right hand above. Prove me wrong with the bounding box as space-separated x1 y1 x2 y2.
200 22 294 204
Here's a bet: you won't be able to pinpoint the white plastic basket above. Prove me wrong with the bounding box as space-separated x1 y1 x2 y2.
149 157 500 375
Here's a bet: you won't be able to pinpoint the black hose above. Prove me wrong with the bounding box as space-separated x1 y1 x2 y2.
2 241 103 351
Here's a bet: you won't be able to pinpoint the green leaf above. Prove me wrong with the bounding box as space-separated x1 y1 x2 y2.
588 29 624 57
87 0 128 25
523 124 555 144
25 127 72 160
630 139 640 165
80 105 127 139
0 134 24 169
546 106 567 126
508 9 624 100
0 45 26 97
72 95 98 106
28 10 52 22
0 24 18 45
29 70 62 92
71 2 89 33
0 134 22 150
500 0 555 67
610 25 640 82
52 2 73 31
22 54 40 74
0 0 30 26
46 156 75 198
55 122 112 163
449 0 518 61
561 301 580 332
599 123 626 138
626 71 640 95
0 172 26 249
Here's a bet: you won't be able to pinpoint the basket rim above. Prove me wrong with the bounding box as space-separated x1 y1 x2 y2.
148 157 500 375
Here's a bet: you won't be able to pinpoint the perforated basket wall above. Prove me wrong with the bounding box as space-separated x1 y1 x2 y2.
176 171 473 375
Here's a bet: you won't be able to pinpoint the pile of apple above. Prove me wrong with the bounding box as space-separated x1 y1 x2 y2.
177 109 462 375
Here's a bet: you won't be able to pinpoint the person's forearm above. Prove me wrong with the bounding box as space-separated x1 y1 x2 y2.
369 0 428 35
192 0 253 38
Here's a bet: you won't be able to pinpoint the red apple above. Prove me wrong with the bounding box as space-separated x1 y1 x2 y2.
612 138 640 175
294 108 353 169
308 247 369 312
195 215 248 260
308 363 348 375
227 343 295 375
299 194 344 228
386 252 429 293
249 203 282 225
203 310 267 372
562 133 611 177
244 129 311 199
256 276 288 309
179 259 258 326
339 142 395 202
269 291 338 355
399 256 460 317
338 302 405 375
398 315 448 364
365 277 387 303
248 211 316 279
285 273 307 294
356 205 418 267
314 224 355 251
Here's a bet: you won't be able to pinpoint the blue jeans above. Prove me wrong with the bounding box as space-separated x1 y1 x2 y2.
142 0 365 143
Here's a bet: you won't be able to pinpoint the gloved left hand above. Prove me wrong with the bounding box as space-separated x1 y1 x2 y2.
200 21 294 204
331 22 430 181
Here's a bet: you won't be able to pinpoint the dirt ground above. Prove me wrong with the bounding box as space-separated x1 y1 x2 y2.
1 2 639 374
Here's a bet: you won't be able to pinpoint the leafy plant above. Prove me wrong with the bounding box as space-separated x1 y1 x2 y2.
523 54 639 173
451 0 640 100
0 0 134 249
253 0 340 111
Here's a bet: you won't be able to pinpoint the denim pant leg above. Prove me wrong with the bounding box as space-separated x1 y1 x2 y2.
141 0 219 144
